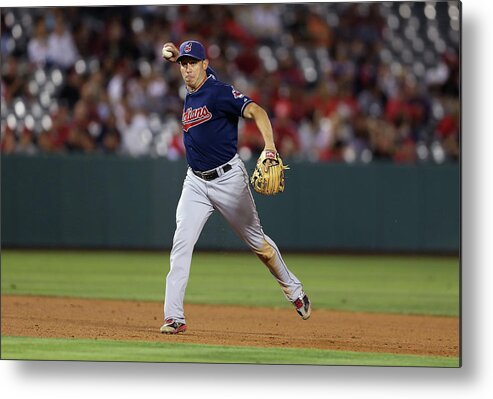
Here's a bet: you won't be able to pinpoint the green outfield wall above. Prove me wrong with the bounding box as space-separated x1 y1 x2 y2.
1 154 460 253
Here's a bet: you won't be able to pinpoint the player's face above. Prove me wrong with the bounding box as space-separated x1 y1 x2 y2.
179 57 208 90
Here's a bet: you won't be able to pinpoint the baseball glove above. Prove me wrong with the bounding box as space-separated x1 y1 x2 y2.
250 150 289 195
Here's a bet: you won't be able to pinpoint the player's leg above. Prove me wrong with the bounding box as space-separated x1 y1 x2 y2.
164 172 214 325
210 159 304 303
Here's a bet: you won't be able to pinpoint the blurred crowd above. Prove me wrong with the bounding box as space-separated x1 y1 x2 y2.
1 3 460 163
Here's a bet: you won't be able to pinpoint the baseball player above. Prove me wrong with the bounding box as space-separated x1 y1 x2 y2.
160 40 311 334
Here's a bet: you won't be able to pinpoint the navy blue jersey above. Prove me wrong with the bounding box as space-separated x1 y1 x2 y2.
181 76 253 171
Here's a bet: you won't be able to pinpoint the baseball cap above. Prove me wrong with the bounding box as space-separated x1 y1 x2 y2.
177 41 206 62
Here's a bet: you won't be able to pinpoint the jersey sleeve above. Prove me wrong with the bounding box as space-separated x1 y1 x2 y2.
214 84 254 118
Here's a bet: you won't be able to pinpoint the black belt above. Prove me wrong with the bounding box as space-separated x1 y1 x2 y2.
192 164 232 181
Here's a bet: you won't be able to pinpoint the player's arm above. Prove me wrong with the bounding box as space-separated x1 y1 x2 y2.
243 102 276 152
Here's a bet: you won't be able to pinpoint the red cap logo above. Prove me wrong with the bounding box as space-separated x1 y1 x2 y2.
184 42 192 53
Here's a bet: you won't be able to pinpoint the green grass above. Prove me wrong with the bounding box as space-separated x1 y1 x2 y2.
0 250 460 366
0 336 459 367
1 250 459 316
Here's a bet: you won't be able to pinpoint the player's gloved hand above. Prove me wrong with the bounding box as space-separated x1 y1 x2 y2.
262 149 276 172
250 149 289 195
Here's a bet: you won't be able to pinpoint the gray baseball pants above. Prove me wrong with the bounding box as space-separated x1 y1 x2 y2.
164 154 304 324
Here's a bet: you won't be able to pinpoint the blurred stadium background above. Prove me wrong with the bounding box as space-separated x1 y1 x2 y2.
1 3 460 253
1 2 460 162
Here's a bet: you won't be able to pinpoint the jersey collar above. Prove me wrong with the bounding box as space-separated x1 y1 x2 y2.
186 75 211 95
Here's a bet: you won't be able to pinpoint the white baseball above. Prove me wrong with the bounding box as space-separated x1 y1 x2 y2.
162 46 173 59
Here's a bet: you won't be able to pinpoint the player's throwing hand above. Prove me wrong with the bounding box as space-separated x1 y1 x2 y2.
162 42 179 62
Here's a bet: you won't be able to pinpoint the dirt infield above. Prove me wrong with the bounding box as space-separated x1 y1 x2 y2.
1 295 459 357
